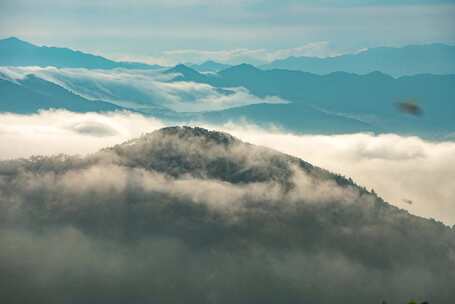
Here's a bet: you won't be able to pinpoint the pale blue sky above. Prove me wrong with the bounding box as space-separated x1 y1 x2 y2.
1 0 454 64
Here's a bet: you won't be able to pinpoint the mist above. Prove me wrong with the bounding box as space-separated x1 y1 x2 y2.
0 66 287 112
1 124 454 303
1 110 454 226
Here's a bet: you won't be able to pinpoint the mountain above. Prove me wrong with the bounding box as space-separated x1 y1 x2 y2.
0 74 127 113
165 63 209 82
190 60 232 72
169 64 455 137
195 102 375 134
0 37 162 69
168 64 376 133
0 126 454 303
262 44 455 76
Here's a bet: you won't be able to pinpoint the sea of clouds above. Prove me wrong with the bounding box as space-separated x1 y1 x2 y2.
0 66 287 112
1 119 454 303
0 110 454 226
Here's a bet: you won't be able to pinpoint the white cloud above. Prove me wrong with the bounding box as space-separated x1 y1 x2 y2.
219 124 455 226
0 110 165 158
0 67 286 112
2 1 454 65
148 42 341 65
0 111 454 225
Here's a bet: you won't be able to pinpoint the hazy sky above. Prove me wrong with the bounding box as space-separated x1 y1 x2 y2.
1 0 455 64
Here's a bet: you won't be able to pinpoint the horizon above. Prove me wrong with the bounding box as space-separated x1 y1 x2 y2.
1 0 455 65
1 35 455 68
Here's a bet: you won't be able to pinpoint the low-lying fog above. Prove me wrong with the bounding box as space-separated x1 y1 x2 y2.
1 110 454 226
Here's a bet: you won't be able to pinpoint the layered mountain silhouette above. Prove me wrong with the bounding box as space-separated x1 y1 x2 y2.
2 61 454 137
3 37 454 76
0 37 161 69
1 37 454 137
0 126 453 303
170 64 455 137
0 64 374 133
0 74 126 113
262 44 455 76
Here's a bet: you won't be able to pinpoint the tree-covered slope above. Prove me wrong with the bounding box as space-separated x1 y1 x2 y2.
0 126 453 303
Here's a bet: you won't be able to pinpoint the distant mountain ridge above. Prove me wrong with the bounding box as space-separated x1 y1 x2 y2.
0 73 128 113
1 35 454 138
262 43 455 76
167 64 455 137
2 62 454 137
0 37 162 70
3 37 455 76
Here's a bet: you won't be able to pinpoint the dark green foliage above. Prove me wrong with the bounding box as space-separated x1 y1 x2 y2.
0 127 454 303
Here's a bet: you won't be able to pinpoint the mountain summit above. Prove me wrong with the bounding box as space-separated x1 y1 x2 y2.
1 126 454 303
0 37 161 69
190 60 232 72
0 37 35 48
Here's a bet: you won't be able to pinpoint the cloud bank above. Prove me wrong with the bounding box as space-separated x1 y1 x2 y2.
1 125 454 303
0 110 454 226
221 124 455 226
0 67 286 112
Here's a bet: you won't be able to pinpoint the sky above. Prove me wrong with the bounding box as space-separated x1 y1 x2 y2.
1 0 455 64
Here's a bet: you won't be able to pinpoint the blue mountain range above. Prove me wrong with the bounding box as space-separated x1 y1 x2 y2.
169 64 455 137
262 44 455 76
0 74 126 113
190 60 232 73
1 38 455 138
0 37 162 69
